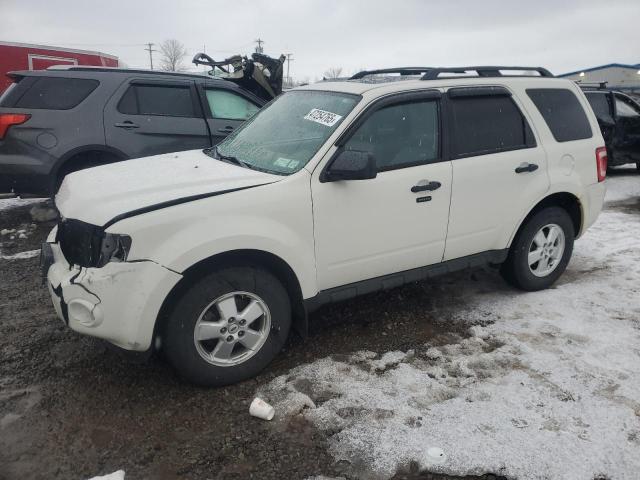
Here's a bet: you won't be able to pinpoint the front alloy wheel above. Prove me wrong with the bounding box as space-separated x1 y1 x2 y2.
194 291 271 367
163 266 291 387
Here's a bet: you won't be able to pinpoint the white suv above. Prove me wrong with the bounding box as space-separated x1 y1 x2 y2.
44 66 607 386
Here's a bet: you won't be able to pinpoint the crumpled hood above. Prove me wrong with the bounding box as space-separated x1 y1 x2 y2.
56 149 281 227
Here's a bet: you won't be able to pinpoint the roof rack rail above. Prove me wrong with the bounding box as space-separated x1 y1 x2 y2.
576 81 608 90
350 67 434 79
420 66 554 80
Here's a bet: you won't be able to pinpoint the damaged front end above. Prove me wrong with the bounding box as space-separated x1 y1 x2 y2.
55 218 131 268
42 220 182 351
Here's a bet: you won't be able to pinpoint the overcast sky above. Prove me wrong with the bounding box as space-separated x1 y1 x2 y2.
1 0 638 80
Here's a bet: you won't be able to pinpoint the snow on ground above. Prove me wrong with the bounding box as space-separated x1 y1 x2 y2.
86 471 125 480
0 197 46 212
0 249 40 261
260 175 640 480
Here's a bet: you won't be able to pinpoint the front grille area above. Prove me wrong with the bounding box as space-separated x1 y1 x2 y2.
56 219 104 267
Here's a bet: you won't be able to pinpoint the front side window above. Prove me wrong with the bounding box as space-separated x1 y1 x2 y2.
215 90 359 175
118 84 195 117
206 89 260 120
450 95 534 157
14 77 98 110
343 100 439 171
615 96 640 118
585 92 614 124
527 88 592 142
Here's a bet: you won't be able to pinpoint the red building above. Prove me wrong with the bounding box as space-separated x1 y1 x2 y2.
0 41 119 93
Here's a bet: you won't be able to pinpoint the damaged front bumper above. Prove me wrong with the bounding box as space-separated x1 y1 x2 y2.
43 230 182 351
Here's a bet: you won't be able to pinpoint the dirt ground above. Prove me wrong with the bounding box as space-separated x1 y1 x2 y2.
2 168 637 480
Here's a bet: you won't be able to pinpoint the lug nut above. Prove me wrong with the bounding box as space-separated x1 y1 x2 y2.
238 331 245 337
220 327 227 334
239 319 246 326
228 317 236 323
226 335 234 342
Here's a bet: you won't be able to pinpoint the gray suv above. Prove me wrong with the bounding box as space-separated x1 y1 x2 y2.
0 66 266 196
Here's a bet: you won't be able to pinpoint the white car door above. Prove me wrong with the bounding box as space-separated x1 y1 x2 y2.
311 91 453 291
443 86 550 260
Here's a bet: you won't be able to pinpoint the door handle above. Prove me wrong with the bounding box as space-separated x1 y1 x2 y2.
515 162 539 174
217 126 235 133
411 181 441 193
114 121 139 129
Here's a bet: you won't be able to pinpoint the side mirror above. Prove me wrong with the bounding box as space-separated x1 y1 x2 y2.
321 149 377 182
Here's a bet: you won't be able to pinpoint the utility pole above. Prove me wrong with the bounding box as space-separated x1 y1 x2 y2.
254 38 264 54
285 53 294 87
144 42 157 70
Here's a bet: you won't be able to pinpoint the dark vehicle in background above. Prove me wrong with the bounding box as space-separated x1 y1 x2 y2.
582 85 640 171
0 67 267 196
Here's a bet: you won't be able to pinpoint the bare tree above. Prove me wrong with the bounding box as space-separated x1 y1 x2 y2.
159 39 188 72
323 67 343 80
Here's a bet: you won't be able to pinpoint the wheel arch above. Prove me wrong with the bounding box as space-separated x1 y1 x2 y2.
154 249 308 348
51 145 128 192
510 191 583 247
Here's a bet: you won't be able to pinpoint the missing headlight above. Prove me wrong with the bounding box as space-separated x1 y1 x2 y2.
98 233 132 266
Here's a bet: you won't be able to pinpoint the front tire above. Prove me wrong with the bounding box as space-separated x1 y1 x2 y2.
501 207 574 291
163 266 291 387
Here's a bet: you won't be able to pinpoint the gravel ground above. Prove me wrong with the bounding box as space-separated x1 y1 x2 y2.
0 168 637 480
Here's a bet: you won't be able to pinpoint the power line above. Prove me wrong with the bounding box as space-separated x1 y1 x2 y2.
144 42 157 70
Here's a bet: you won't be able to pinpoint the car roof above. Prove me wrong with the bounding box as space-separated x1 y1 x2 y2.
8 66 228 83
297 75 576 98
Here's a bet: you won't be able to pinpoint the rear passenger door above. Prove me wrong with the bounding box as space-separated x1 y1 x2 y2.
198 83 262 145
104 79 210 159
613 93 640 164
443 86 549 261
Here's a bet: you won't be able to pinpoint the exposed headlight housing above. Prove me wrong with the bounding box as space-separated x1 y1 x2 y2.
98 233 132 266
57 218 132 268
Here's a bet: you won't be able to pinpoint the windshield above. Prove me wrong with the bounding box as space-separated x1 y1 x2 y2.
215 90 360 175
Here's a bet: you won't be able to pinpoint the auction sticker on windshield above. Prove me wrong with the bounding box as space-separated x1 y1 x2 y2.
304 108 343 127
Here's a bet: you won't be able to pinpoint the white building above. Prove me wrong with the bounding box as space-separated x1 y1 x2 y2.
558 63 640 93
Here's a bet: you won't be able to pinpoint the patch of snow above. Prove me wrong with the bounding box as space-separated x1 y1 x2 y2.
86 471 125 480
604 175 640 203
0 249 40 261
0 197 46 212
261 175 640 480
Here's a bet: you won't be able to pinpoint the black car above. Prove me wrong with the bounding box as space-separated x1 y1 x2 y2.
582 85 640 171
0 66 267 196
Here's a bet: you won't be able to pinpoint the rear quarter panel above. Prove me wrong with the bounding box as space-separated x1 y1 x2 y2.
510 80 605 238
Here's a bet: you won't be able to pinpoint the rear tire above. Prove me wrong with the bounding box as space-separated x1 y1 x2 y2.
163 266 291 387
501 207 574 291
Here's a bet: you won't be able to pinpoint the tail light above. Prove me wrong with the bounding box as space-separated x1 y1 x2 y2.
0 113 31 140
596 146 607 182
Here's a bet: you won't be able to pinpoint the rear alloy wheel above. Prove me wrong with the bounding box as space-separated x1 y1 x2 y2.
163 266 291 386
501 207 574 291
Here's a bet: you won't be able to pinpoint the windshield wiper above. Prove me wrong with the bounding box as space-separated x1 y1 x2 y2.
205 146 252 169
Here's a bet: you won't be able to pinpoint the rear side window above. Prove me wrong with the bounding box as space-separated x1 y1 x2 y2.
118 84 196 117
12 77 98 110
585 92 613 124
0 83 18 106
527 88 592 142
450 95 534 158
